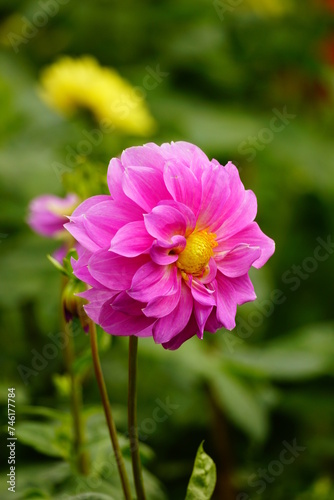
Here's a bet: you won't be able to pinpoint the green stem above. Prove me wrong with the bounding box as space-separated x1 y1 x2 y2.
128 336 146 500
64 323 90 475
88 318 132 500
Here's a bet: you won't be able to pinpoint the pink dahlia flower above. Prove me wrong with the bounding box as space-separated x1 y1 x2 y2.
65 142 275 349
28 193 79 262
28 193 79 237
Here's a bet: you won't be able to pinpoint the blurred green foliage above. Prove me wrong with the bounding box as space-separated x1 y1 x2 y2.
1 0 334 498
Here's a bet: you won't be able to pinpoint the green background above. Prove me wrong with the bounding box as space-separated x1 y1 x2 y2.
1 0 334 498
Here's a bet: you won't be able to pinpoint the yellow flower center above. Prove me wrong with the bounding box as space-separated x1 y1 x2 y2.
176 231 217 276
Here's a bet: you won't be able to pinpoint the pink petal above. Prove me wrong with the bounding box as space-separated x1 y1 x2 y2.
110 221 153 257
65 218 100 253
204 274 257 334
189 147 213 180
157 200 196 235
83 304 102 324
129 262 178 302
153 284 193 343
88 250 148 290
150 237 185 265
112 292 146 315
204 310 222 333
216 244 261 278
122 166 171 212
71 249 101 287
215 163 257 239
196 164 230 232
107 158 124 200
72 261 100 288
232 274 257 305
163 160 202 217
144 205 187 244
197 257 217 284
33 193 78 211
143 282 181 318
65 196 112 252
81 288 117 323
88 199 143 230
162 314 198 350
189 278 216 306
193 302 213 338
216 222 275 269
81 201 119 249
70 195 110 218
218 191 257 240
160 141 209 170
31 217 66 236
99 300 155 337
79 287 114 302
121 145 165 171
81 199 143 249
215 273 238 330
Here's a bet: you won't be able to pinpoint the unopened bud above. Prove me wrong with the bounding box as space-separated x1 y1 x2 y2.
62 279 88 330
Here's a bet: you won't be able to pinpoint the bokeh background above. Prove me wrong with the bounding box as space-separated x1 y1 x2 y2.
1 0 334 499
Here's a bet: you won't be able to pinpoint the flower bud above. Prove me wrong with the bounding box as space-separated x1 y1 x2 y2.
62 279 89 331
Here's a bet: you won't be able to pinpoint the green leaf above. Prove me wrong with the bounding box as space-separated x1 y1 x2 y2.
221 323 334 381
268 323 334 363
47 248 79 277
69 494 116 500
63 248 79 275
16 421 71 459
224 347 328 381
185 441 216 500
19 405 70 423
0 461 71 500
210 369 268 442
20 488 51 499
47 254 67 275
52 374 72 397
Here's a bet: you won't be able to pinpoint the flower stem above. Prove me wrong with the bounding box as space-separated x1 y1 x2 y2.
63 321 90 475
128 335 146 500
61 274 89 476
88 318 132 500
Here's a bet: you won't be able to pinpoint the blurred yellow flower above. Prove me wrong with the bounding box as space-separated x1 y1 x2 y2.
39 56 156 136
246 0 290 16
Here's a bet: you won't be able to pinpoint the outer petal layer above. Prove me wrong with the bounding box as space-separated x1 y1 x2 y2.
217 244 261 278
216 222 275 269
88 250 148 290
153 284 193 343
